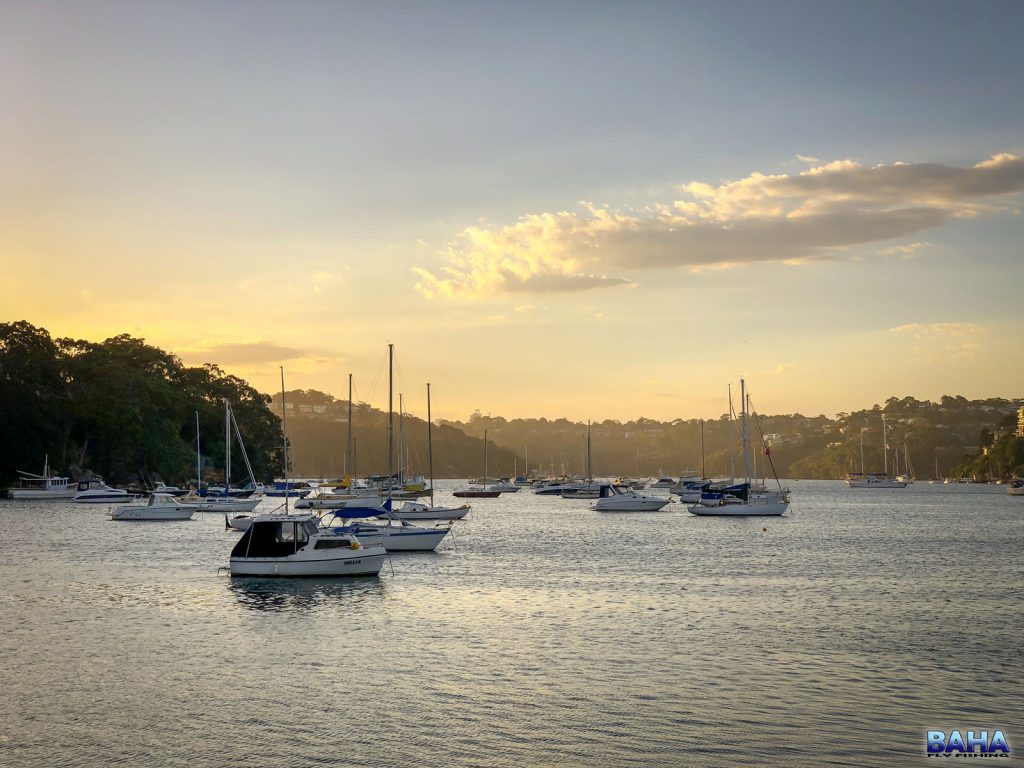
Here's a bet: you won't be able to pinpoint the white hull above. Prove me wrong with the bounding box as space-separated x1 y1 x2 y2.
74 493 131 503
593 499 671 512
229 552 385 577
8 488 76 500
389 502 471 520
337 524 449 552
846 479 908 488
111 508 195 521
1007 484 1024 497
189 497 262 512
225 515 255 531
688 500 788 516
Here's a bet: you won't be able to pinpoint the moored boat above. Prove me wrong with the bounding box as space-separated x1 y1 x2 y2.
110 493 196 521
229 514 386 577
73 478 130 503
7 457 74 500
591 484 672 512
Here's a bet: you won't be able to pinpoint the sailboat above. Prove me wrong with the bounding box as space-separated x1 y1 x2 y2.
561 421 600 499
845 414 908 488
688 379 789 516
391 382 471 520
454 429 501 498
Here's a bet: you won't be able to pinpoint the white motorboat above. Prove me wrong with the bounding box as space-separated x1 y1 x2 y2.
182 493 261 513
73 478 130 503
688 379 790 517
649 476 676 489
229 514 386 577
322 513 450 552
591 484 672 512
1006 479 1024 497
151 481 187 497
389 500 471 521
7 457 74 500
110 493 196 521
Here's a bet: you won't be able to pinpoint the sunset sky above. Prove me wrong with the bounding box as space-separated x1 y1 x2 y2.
3 0 1023 421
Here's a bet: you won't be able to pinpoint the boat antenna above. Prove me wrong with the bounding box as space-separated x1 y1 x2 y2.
281 366 288 514
224 398 231 497
427 382 434 507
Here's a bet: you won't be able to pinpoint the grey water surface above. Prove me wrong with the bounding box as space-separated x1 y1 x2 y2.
1 480 1021 767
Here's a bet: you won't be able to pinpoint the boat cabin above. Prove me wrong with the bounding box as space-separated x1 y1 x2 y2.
231 516 322 558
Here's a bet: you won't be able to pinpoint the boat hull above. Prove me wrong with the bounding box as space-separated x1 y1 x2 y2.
229 552 385 577
8 488 76 500
389 504 471 520
688 501 788 516
453 490 500 498
592 500 671 512
111 508 195 521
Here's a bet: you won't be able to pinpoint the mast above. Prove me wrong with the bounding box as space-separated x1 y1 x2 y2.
398 393 405 486
427 383 434 506
700 419 705 479
280 366 288 513
483 429 488 480
346 373 353 481
586 420 592 484
882 414 888 476
740 379 752 484
387 344 394 498
224 398 231 496
860 430 865 474
525 444 528 479
195 411 201 491
728 383 736 482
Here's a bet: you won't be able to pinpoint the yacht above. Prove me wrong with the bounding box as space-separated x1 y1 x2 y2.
73 478 130 503
649 476 676 489
321 512 450 552
229 514 386 577
109 493 196 521
591 485 672 512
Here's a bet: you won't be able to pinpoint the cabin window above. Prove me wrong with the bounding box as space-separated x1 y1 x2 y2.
314 539 351 549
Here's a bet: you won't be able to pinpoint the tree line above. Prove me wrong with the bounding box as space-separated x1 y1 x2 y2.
0 321 284 487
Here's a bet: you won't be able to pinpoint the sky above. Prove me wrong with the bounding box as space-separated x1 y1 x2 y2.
2 0 1023 422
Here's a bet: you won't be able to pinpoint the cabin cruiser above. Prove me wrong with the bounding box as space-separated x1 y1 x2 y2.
1006 479 1024 497
73 478 130 503
591 485 672 512
109 493 196 521
229 514 386 577
649 476 676 489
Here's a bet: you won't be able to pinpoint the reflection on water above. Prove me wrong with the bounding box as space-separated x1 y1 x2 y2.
0 481 1021 768
228 576 386 612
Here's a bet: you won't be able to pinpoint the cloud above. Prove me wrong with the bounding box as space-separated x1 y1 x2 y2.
413 153 1024 299
178 341 312 366
796 154 821 163
888 322 982 358
879 241 930 257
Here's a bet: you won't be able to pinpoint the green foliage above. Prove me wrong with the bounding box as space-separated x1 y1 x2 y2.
0 321 283 486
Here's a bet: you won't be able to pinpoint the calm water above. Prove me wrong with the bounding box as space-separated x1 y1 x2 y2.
1 481 1021 767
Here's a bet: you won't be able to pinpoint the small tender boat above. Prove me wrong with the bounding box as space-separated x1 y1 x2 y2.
591 484 672 512
388 500 471 520
229 514 386 577
73 478 130 503
110 493 196 521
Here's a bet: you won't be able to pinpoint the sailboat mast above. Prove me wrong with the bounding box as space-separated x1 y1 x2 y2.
586 420 592 483
346 373 353 480
280 366 288 513
700 419 705 480
224 398 231 496
860 430 865 474
525 444 529 479
195 411 201 491
398 393 405 486
483 428 488 479
740 379 751 484
387 344 394 497
427 383 434 506
728 383 736 482
882 414 889 476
